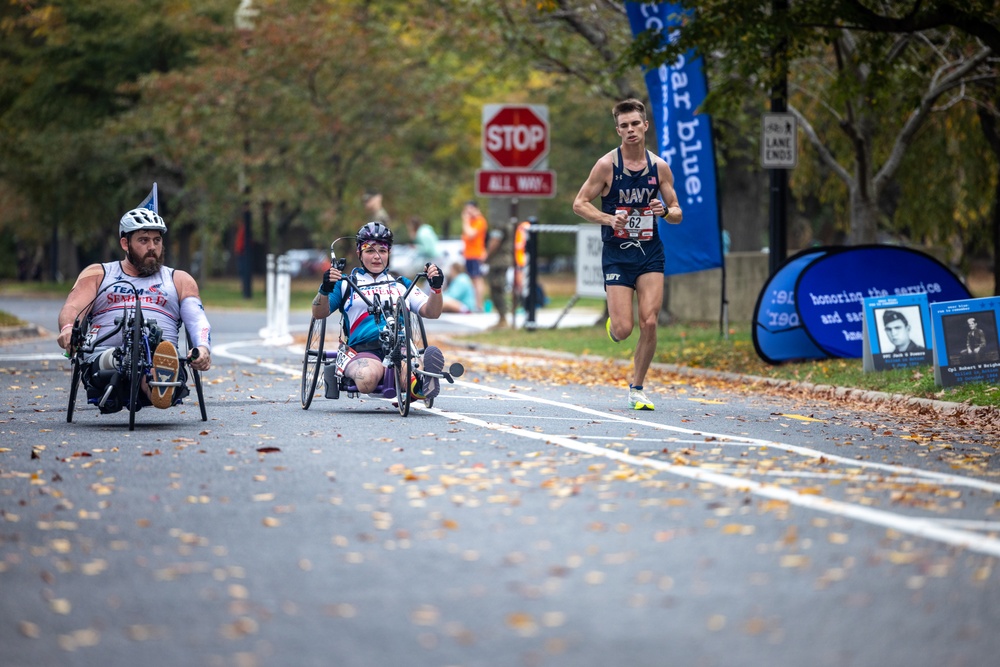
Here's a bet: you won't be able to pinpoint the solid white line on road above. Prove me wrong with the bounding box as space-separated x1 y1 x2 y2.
212 344 1000 556
427 399 1000 558
451 379 1000 496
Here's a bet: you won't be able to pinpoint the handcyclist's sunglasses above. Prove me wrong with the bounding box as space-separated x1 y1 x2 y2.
359 241 390 255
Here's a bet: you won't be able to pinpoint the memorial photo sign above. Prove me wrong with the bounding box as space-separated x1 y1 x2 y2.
794 246 970 358
931 297 1000 387
862 294 931 372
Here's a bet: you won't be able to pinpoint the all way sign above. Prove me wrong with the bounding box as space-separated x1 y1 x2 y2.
476 169 556 198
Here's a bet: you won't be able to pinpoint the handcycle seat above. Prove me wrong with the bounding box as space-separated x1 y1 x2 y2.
340 362 397 399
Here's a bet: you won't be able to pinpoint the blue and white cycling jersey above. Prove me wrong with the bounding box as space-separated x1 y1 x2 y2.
326 268 429 350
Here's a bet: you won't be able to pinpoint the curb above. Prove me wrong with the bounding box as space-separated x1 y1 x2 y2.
447 339 995 419
0 324 49 343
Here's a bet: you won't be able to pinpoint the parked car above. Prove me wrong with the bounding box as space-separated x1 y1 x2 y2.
282 249 330 278
390 239 465 278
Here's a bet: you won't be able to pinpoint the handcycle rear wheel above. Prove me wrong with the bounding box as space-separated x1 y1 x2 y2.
301 317 326 409
183 331 208 421
67 358 82 423
393 299 413 417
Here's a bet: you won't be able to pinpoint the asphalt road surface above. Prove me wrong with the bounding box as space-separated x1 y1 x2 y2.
2 296 999 667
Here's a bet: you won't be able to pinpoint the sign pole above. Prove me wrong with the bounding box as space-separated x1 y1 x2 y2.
769 0 789 277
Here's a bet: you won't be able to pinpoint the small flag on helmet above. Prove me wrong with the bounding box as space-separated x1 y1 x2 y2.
136 183 158 214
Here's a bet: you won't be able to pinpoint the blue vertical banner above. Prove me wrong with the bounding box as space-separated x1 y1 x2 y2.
624 2 723 276
136 182 158 214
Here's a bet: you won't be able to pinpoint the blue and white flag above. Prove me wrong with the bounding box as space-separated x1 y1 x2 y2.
136 183 158 214
624 3 724 276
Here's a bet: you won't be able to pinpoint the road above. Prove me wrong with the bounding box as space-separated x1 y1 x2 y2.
1 296 999 667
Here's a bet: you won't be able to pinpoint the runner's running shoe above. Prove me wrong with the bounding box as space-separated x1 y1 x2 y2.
606 317 621 343
151 340 179 409
628 387 654 411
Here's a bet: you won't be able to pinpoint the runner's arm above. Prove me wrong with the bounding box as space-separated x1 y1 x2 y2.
572 156 619 227
655 159 683 224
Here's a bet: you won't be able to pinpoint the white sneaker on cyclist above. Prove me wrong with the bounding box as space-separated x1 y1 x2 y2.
628 387 654 411
151 340 179 409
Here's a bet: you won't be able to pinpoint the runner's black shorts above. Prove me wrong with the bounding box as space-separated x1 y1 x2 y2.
602 239 665 289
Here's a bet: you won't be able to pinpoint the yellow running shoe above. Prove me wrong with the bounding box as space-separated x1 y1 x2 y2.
606 317 621 343
628 387 654 411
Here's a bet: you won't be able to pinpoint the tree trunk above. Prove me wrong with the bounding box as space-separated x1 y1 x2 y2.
847 185 881 245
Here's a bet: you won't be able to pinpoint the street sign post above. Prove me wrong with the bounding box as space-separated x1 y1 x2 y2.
761 112 797 168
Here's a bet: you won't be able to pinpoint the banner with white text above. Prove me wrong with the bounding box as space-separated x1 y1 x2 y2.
624 2 724 276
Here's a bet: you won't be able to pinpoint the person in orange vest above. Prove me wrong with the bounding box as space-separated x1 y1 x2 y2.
461 200 488 311
513 219 530 299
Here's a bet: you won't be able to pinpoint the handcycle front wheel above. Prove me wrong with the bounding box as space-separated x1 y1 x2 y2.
301 317 326 409
393 299 413 417
409 307 432 409
127 306 143 431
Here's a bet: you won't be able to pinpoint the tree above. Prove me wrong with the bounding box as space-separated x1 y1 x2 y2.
0 0 232 278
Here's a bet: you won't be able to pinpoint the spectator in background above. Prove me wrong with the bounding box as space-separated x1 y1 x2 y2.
485 215 513 328
407 216 440 266
363 191 390 226
441 262 477 314
461 200 488 312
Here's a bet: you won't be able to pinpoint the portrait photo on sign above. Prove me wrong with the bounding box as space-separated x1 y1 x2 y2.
943 310 1000 365
875 306 926 354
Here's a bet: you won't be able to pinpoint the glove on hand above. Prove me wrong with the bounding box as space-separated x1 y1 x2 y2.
319 275 337 295
426 264 444 290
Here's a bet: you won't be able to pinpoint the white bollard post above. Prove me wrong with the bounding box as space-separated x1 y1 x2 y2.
275 254 291 343
259 253 276 338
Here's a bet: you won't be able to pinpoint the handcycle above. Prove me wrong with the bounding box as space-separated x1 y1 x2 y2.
66 280 208 431
300 241 464 416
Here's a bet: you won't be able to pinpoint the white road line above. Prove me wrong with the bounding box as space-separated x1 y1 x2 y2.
452 379 1000 496
0 352 66 362
213 345 1000 556
426 401 1000 558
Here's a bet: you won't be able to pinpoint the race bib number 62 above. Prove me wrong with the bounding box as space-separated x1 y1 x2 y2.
614 206 654 241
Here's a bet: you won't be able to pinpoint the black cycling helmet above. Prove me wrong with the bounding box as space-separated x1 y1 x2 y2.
356 221 393 251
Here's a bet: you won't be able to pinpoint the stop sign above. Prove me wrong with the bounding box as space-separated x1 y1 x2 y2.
482 105 549 169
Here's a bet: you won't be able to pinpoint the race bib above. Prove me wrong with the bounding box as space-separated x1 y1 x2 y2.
83 324 102 349
335 345 356 375
613 206 654 241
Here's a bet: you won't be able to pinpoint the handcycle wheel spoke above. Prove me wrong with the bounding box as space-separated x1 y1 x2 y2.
301 317 326 409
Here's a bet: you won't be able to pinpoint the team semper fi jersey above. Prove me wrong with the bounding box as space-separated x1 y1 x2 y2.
88 262 182 348
325 269 430 350
599 148 662 246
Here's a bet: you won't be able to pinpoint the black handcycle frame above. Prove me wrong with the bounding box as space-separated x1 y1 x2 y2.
66 279 208 430
300 242 461 416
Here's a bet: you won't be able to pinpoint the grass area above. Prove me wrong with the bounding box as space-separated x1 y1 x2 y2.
460 320 1000 408
3 276 997 407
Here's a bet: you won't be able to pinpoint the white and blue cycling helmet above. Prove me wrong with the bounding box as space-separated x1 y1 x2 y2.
119 208 167 238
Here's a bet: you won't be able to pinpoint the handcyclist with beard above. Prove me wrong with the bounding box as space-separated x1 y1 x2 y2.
56 208 212 413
